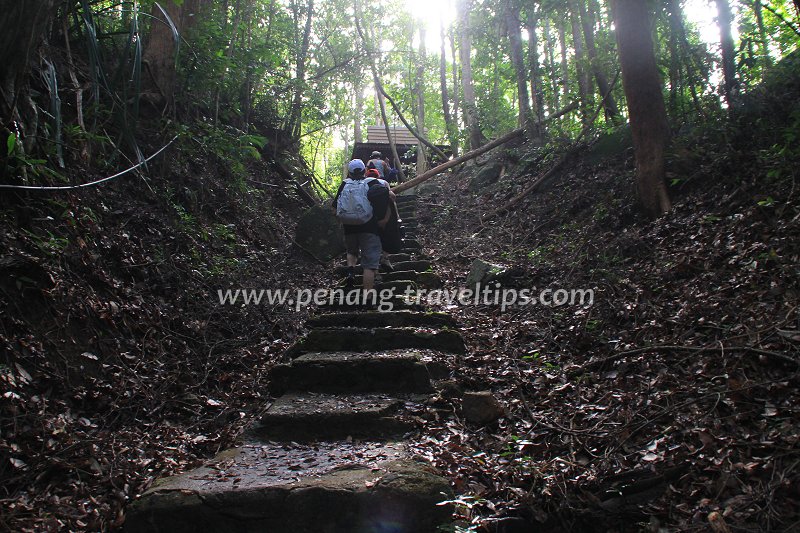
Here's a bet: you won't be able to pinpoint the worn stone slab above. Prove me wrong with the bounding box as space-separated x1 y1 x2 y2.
251 392 417 441
394 195 417 204
271 350 435 394
308 310 455 329
290 327 466 355
125 441 452 533
355 270 442 293
335 260 432 277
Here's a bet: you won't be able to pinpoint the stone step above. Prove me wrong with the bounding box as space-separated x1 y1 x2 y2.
251 392 418 441
335 279 418 293
397 209 416 218
125 441 452 533
314 294 422 312
352 271 441 289
387 253 414 262
394 194 417 204
400 217 418 225
335 260 432 277
271 350 443 394
309 310 456 329
289 327 466 355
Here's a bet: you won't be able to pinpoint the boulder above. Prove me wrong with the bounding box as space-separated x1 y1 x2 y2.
295 205 344 261
469 161 504 192
462 391 504 425
465 258 508 288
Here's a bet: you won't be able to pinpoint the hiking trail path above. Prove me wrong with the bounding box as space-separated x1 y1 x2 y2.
126 194 467 532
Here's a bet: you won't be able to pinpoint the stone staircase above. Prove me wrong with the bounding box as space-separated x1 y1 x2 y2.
125 194 462 532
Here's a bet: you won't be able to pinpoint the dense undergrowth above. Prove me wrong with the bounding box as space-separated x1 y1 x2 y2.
0 127 321 531
414 53 800 532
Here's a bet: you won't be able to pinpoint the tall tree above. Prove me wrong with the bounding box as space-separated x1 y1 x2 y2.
752 0 772 70
543 17 559 109
0 0 57 154
610 0 672 217
504 0 536 136
288 0 314 139
569 0 591 126
144 0 203 109
715 0 739 108
416 25 428 173
578 0 620 123
526 7 546 125
440 20 458 156
557 19 570 113
354 77 364 144
457 0 485 150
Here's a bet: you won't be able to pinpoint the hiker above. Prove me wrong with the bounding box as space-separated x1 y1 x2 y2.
365 167 400 270
367 151 389 180
334 159 391 290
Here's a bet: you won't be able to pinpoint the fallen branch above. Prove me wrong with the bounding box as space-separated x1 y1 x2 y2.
392 128 524 193
480 147 578 222
378 86 448 161
392 101 579 194
480 76 618 223
585 344 800 372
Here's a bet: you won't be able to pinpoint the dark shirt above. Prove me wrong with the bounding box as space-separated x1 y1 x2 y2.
334 177 389 235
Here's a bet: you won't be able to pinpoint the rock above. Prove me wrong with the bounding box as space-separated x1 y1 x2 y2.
469 161 504 192
462 391 504 425
465 258 508 288
295 205 344 261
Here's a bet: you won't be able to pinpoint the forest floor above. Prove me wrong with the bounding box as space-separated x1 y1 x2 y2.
0 140 323 531
411 101 800 530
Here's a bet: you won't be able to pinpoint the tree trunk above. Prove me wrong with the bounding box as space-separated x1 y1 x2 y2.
715 0 738 108
557 19 570 113
288 0 314 139
440 20 458 157
354 77 364 143
753 0 772 71
143 0 202 109
354 0 405 181
543 17 559 110
450 27 460 138
457 0 485 150
526 7 545 125
610 0 672 217
578 0 620 123
569 1 591 126
0 0 56 150
416 25 427 173
504 0 535 136
665 0 682 117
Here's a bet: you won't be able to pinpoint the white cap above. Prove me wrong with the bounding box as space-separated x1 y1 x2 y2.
348 159 366 173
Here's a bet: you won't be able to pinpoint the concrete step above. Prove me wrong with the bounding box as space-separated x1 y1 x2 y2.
251 392 418 441
335 260 432 277
125 441 452 533
309 310 456 329
271 350 443 394
314 294 422 312
394 194 417 204
351 271 440 289
289 327 466 355
334 279 418 293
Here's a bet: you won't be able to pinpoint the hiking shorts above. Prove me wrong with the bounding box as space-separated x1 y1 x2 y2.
345 232 381 270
